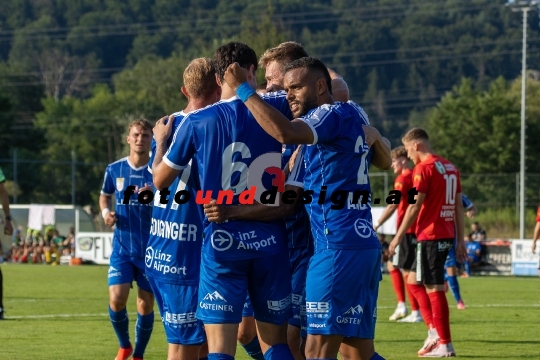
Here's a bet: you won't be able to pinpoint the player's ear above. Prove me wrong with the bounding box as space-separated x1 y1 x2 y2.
317 78 326 95
215 73 223 87
181 86 189 99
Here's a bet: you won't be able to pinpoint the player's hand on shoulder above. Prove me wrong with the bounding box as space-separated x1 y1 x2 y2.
153 115 175 143
204 199 230 224
224 62 248 90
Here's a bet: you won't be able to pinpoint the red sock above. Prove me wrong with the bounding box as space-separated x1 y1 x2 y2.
406 283 420 311
390 269 406 303
409 284 433 329
428 291 451 344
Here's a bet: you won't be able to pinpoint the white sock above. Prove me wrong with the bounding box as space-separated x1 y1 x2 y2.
411 310 420 316
428 328 439 338
397 302 407 311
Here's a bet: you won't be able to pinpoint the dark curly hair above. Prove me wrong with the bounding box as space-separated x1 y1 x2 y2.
214 42 258 81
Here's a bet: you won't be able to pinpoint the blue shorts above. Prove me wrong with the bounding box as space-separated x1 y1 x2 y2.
197 250 292 325
305 248 381 338
242 294 254 317
444 240 462 269
148 276 206 345
108 251 152 293
289 245 313 331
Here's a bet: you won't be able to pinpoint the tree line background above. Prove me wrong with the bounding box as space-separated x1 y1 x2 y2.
1 0 540 229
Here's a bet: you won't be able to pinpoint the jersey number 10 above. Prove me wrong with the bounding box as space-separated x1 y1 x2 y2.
443 173 457 205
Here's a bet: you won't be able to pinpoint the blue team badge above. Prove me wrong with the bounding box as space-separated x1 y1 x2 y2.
116 177 125 191
211 230 234 251
145 246 154 268
354 219 375 238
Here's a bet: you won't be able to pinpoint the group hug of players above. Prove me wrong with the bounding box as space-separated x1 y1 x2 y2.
99 41 466 360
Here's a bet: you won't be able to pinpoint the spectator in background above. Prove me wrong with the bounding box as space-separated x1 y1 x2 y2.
531 206 540 277
469 222 486 241
0 166 13 320
379 233 390 265
9 227 24 262
463 236 481 277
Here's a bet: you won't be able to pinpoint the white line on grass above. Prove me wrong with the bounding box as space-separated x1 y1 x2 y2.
9 312 138 319
8 304 540 319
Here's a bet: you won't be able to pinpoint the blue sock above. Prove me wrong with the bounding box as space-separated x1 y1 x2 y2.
447 275 461 302
465 261 471 275
208 354 234 360
370 352 386 360
264 343 294 360
109 306 131 349
241 336 264 360
133 311 154 358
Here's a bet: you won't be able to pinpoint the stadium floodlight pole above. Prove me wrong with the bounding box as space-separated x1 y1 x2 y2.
506 0 539 239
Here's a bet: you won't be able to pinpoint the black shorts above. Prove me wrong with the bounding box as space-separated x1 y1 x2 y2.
394 233 417 270
411 239 453 285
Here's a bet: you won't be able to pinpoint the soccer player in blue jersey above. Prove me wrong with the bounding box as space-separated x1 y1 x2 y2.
147 58 221 360
444 194 477 310
152 42 296 360
99 119 155 360
223 57 391 360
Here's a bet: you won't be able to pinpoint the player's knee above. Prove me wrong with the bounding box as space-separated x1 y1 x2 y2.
109 297 127 311
136 295 154 314
237 329 256 345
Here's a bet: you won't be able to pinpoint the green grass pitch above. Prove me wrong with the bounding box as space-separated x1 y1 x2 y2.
0 264 538 359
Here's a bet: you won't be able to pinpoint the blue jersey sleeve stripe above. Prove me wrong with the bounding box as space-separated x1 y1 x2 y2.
163 156 187 171
309 107 334 130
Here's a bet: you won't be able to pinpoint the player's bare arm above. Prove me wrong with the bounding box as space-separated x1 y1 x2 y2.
204 185 303 223
389 192 425 255
0 182 13 235
455 192 467 263
374 203 398 231
152 115 180 189
327 67 349 102
99 194 117 227
224 62 314 144
363 125 392 170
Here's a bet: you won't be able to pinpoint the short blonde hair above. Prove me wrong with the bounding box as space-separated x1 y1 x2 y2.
391 146 408 159
183 58 218 99
402 127 429 143
128 119 152 133
259 41 309 70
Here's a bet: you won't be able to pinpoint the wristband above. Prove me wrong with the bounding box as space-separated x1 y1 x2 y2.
236 82 256 102
102 208 110 219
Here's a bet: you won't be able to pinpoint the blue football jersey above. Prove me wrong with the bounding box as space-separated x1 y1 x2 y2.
146 111 204 285
163 92 292 261
300 101 380 251
101 157 153 257
466 241 481 261
462 194 473 210
284 145 312 249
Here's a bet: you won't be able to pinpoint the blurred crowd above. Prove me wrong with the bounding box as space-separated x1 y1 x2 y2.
5 225 75 265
